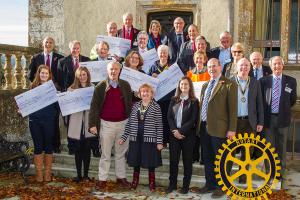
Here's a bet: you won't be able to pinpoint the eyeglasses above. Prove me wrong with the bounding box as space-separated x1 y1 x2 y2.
233 50 243 54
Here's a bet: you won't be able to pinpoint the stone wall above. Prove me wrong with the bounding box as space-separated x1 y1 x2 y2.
0 90 30 141
29 0 233 56
28 0 65 53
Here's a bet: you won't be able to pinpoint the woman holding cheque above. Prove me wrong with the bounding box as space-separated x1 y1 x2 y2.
28 65 60 182
119 84 163 192
67 67 96 183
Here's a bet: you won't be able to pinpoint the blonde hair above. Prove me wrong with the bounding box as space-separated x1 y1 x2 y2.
69 67 92 89
148 20 161 34
31 65 52 89
138 83 154 97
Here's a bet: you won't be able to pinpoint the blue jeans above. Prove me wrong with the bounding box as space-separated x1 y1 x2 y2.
29 119 55 154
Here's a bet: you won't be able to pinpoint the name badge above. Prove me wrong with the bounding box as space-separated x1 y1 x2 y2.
285 87 292 93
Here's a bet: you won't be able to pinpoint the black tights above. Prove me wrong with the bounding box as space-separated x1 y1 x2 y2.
134 166 155 173
74 139 91 178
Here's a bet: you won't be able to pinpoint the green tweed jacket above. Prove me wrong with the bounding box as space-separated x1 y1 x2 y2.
198 76 237 138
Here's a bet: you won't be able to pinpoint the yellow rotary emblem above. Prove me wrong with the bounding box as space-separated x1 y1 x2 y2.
214 133 281 200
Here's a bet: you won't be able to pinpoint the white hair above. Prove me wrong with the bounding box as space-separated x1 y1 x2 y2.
157 45 169 54
269 56 284 66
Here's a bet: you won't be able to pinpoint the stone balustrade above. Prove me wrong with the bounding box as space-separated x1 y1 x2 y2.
0 44 40 90
0 44 40 139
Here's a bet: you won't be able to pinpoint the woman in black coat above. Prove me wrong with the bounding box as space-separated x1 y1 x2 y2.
166 76 199 194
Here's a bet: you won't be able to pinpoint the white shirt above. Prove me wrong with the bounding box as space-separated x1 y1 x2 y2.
44 52 53 67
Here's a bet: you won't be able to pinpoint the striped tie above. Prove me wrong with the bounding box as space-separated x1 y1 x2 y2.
201 80 216 121
271 77 280 113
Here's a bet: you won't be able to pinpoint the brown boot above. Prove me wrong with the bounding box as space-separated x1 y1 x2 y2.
44 154 53 182
34 154 44 182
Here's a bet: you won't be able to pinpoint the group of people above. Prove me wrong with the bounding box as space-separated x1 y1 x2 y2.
26 11 297 199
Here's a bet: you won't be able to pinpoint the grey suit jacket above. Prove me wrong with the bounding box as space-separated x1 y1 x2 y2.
232 76 264 130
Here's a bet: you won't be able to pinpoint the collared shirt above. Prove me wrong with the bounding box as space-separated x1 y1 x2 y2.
236 77 249 117
219 47 231 69
254 66 263 80
138 47 148 54
176 95 189 128
97 56 108 61
271 74 282 113
109 79 118 88
206 74 221 100
44 52 53 67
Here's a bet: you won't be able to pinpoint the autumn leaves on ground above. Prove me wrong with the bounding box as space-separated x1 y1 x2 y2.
0 173 296 199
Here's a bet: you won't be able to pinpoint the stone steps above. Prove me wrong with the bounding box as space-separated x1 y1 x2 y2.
26 163 206 188
52 151 206 175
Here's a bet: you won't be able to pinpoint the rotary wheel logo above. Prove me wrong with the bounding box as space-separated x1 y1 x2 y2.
214 133 281 200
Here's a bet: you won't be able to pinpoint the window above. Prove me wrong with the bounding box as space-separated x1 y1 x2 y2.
253 0 281 61
288 0 300 63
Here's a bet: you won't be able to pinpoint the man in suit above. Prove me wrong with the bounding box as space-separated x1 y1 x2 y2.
28 36 64 85
260 56 297 177
57 40 90 92
167 17 188 65
227 58 264 183
210 31 233 70
197 58 237 198
249 52 272 80
177 24 199 74
117 12 140 48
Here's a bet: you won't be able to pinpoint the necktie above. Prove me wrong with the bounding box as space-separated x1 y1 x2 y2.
125 29 130 39
46 54 50 67
201 80 216 121
192 41 196 53
176 34 183 49
254 68 258 79
176 100 184 128
271 77 280 113
74 58 79 70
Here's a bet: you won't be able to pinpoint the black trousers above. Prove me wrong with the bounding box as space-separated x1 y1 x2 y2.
200 122 226 189
227 118 254 176
74 138 91 178
169 134 195 189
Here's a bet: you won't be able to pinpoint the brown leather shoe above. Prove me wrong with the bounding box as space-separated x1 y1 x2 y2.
96 181 107 190
196 186 215 194
211 189 225 199
116 178 131 188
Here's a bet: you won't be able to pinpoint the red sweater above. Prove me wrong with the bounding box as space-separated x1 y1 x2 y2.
100 87 127 122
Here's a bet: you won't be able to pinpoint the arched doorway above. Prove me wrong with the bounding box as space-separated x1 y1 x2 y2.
147 11 193 35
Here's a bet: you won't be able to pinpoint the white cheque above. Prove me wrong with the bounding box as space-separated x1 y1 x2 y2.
96 35 131 57
15 80 58 117
140 48 159 73
58 87 95 116
193 81 206 100
120 66 160 92
154 63 184 101
80 60 110 83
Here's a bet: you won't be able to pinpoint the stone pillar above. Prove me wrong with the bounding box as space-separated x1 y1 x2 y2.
3 54 13 90
280 0 290 63
237 0 254 57
14 54 23 89
23 55 31 89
